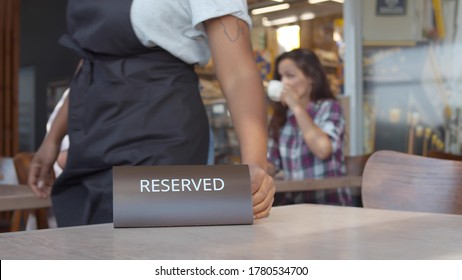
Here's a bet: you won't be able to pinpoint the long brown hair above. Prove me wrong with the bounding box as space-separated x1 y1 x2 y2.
268 48 336 142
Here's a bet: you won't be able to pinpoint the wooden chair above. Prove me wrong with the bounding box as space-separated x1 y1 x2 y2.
362 150 462 214
344 153 371 207
345 154 371 176
273 154 368 207
13 152 35 185
274 176 362 192
274 154 370 193
11 152 50 230
0 157 19 232
427 150 462 161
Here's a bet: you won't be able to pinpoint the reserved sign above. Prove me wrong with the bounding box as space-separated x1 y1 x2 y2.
113 165 253 227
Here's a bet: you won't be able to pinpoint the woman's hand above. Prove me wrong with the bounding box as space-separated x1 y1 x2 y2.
280 84 333 160
27 140 60 198
249 165 275 219
280 84 303 109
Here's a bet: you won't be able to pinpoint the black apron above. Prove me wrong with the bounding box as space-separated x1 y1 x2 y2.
52 0 209 227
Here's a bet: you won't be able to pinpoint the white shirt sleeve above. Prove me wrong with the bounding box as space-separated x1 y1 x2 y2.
131 0 251 65
189 0 251 33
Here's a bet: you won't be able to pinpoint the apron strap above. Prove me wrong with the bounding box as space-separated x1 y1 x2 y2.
59 34 119 84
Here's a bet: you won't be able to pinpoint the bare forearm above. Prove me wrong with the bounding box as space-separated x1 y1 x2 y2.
205 15 275 217
267 162 278 176
45 94 68 145
205 16 268 169
292 105 332 159
224 74 268 169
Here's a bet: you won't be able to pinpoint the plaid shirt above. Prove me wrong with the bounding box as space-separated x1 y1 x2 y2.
268 99 351 205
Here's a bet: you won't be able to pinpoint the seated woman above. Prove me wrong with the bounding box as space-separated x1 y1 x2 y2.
267 48 351 206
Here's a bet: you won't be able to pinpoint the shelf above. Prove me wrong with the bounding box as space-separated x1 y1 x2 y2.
322 62 338 68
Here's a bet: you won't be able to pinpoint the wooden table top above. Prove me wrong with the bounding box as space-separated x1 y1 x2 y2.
0 184 52 211
1 204 461 260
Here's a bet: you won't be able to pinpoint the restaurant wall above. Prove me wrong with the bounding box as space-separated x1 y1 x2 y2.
20 0 78 150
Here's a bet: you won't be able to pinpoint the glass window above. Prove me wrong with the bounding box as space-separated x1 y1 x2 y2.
361 0 462 155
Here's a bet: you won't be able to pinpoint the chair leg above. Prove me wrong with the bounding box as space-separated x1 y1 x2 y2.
35 208 49 229
0 211 12 232
10 210 26 231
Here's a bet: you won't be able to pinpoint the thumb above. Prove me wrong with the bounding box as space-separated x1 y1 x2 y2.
37 163 53 189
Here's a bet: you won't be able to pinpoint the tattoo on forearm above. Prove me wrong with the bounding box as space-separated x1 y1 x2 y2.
219 18 243 42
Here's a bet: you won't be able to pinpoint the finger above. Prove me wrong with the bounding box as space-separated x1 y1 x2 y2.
253 189 275 217
252 176 275 217
252 174 273 205
37 163 53 198
254 197 274 219
41 173 53 198
250 169 264 194
279 91 288 104
42 183 52 198
27 162 45 197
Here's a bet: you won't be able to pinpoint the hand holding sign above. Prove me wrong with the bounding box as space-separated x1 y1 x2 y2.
249 164 275 219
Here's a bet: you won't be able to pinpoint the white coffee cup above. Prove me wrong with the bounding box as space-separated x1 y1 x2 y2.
267 80 283 102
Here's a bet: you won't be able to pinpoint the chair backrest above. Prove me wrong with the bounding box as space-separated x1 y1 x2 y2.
427 150 462 161
344 154 371 207
362 150 462 214
13 152 35 185
11 152 52 230
345 154 371 176
274 154 368 191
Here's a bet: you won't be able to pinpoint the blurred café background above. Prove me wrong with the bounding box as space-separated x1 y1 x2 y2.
1 0 462 162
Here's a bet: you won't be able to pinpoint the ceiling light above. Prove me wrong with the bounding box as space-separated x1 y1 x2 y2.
262 16 298 27
251 3 290 15
300 12 316 21
308 0 344 3
271 0 284 2
308 0 329 4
